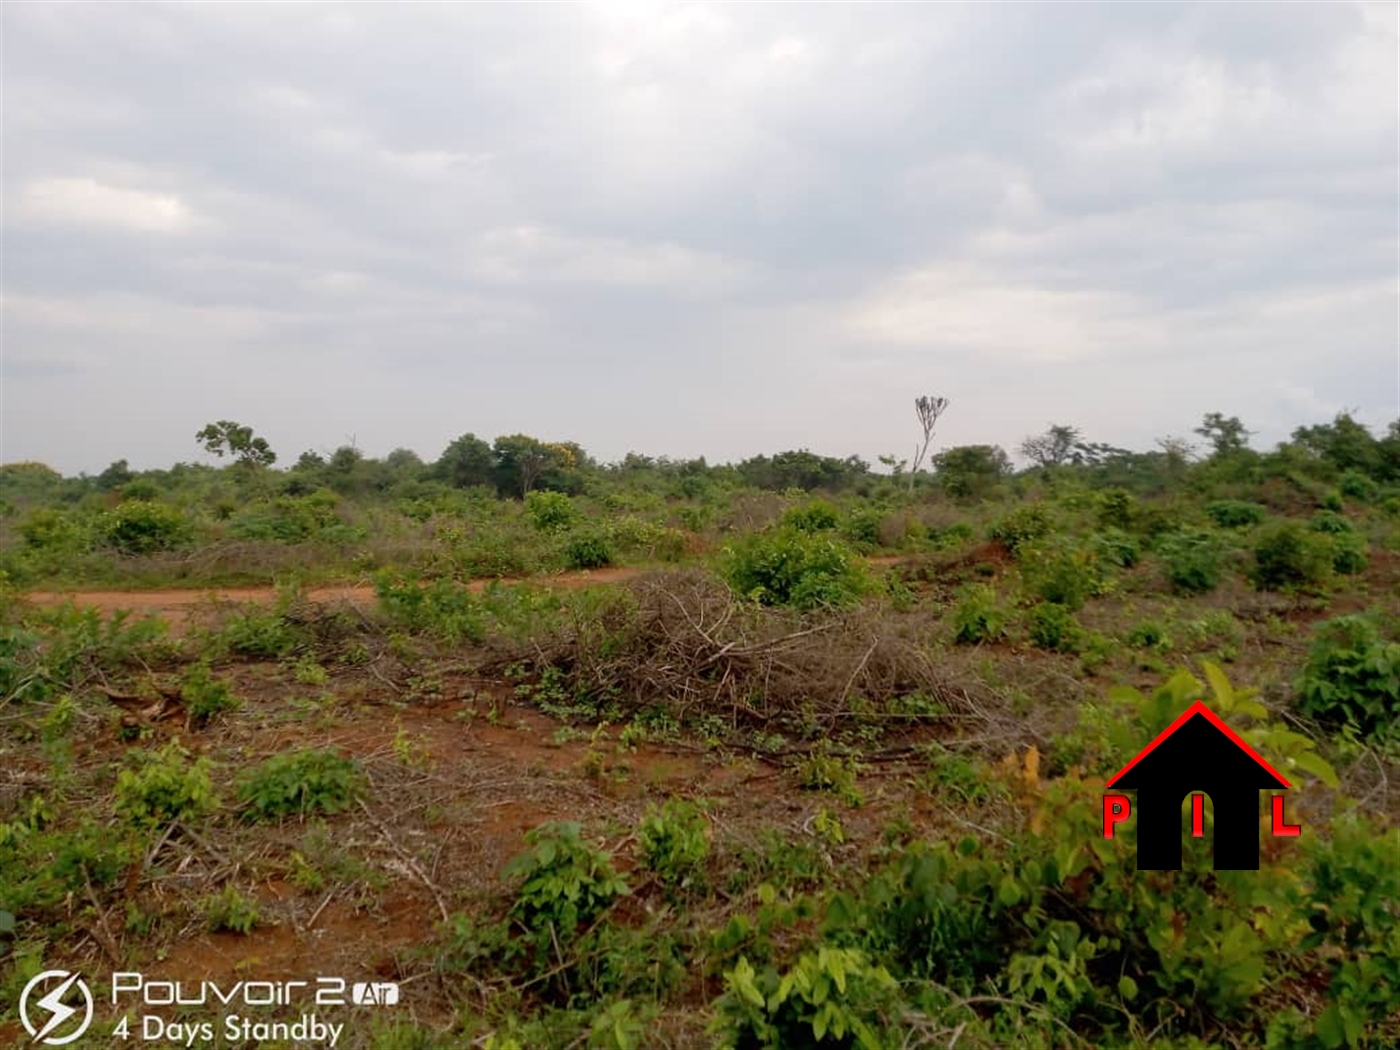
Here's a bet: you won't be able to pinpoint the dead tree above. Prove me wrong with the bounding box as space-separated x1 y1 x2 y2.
910 395 949 492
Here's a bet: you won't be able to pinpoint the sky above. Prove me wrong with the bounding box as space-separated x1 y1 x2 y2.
2 0 1397 476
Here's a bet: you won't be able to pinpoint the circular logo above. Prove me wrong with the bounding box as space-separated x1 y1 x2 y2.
19 970 94 1046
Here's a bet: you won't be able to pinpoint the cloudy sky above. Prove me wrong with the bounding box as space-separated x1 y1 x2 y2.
2 1 1397 475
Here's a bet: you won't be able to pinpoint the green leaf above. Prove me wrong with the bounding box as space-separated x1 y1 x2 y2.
997 875 1022 906
1117 975 1138 1000
0 909 14 935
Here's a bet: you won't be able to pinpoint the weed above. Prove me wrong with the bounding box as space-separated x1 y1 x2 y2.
797 752 863 806
1295 615 1400 742
722 528 869 609
1205 500 1267 528
1251 521 1334 592
637 799 710 896
1027 603 1080 653
952 584 1007 645
236 748 364 822
1157 528 1229 595
115 742 219 828
204 885 259 934
180 662 239 725
504 821 629 953
565 530 615 570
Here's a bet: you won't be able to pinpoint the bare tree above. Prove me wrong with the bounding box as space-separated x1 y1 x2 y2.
910 395 950 492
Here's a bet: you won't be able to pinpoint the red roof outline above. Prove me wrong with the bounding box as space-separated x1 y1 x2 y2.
1105 700 1291 789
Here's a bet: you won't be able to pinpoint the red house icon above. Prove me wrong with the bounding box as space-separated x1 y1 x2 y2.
1105 701 1295 870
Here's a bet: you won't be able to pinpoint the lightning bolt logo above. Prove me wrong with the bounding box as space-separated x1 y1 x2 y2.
19 970 94 1046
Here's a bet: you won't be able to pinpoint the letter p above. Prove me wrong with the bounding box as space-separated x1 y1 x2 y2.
1103 794 1131 838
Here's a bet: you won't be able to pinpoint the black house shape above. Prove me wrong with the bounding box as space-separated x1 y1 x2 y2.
1107 701 1291 870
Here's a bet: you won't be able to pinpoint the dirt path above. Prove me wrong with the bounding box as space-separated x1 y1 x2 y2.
23 556 908 626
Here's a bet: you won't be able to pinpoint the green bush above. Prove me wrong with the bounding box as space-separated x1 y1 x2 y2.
1329 532 1369 576
1157 529 1228 595
1027 603 1080 653
565 530 615 570
1019 542 1105 610
783 500 840 534
1250 522 1334 592
842 507 885 549
1091 528 1140 568
1309 510 1354 535
505 821 629 953
1205 500 1267 528
180 662 239 725
637 799 710 895
952 584 1007 645
115 743 219 828
712 949 900 1050
1295 616 1400 741
525 491 578 533
204 885 259 934
722 529 869 609
98 500 194 554
1338 470 1379 503
988 505 1051 556
1095 488 1137 530
236 749 365 822
18 508 89 553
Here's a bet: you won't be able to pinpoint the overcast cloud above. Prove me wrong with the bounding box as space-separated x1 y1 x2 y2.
2 0 1397 475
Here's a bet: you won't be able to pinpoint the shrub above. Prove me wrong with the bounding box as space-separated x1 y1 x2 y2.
1157 529 1228 595
1338 470 1379 503
1091 528 1140 568
1126 620 1172 651
712 949 900 1050
505 821 629 952
525 491 578 533
115 743 219 828
1096 488 1137 530
783 500 840 534
565 530 615 570
1019 542 1105 610
1295 616 1400 741
1250 522 1333 592
988 505 1051 556
1027 603 1080 653
1204 500 1267 529
722 529 869 609
236 749 365 822
18 508 88 553
1309 510 1354 535
217 607 301 658
637 799 710 895
1329 532 1369 576
98 500 195 555
204 885 259 934
842 507 885 548
180 662 239 725
952 584 1007 645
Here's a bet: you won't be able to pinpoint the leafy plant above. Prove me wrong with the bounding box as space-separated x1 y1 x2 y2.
236 748 365 822
1157 528 1229 595
952 584 1007 645
204 885 260 934
988 505 1051 556
180 662 239 725
565 530 615 570
525 490 578 533
115 742 219 828
713 948 900 1050
505 821 629 952
1251 522 1334 592
1295 616 1400 742
722 529 869 609
1027 603 1080 653
1205 500 1267 528
637 799 711 896
783 500 841 534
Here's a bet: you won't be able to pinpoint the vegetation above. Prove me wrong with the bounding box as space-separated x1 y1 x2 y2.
0 407 1397 1048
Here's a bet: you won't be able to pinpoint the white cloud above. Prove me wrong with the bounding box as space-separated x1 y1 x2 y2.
19 178 200 234
471 225 755 293
846 264 1167 363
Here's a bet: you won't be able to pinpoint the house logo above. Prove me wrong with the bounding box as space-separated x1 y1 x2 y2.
1102 701 1301 870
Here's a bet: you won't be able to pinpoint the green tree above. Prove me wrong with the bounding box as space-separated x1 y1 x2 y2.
1194 412 1253 457
434 433 495 489
1018 424 1082 468
492 434 577 497
1291 412 1383 477
933 444 1012 499
196 420 276 468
